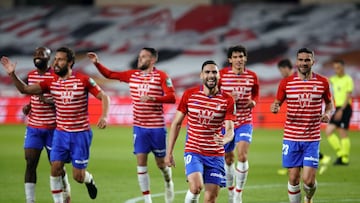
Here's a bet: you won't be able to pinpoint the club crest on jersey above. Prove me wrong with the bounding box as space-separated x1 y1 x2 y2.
298 93 312 108
198 109 214 125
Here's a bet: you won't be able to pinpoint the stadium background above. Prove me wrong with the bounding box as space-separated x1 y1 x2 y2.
0 0 359 202
1 0 359 129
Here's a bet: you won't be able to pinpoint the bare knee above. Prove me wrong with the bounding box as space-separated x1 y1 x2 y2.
51 161 64 177
73 170 85 183
189 184 202 194
225 151 235 165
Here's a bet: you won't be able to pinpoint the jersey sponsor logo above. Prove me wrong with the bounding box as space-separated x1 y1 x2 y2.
298 93 312 108
304 156 319 162
61 89 74 104
232 86 246 100
138 83 150 96
198 109 214 125
210 172 226 179
166 78 173 87
75 159 89 164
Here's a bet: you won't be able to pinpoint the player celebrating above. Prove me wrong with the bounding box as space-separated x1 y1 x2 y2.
219 45 259 203
271 48 333 203
1 46 110 203
87 48 175 203
165 60 236 203
21 47 71 203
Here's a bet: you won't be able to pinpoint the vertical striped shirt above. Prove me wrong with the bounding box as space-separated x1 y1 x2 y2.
40 72 102 132
178 86 236 156
276 72 332 141
219 67 259 127
27 69 56 129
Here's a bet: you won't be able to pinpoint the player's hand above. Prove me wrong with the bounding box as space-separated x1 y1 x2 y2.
214 134 224 146
97 117 107 129
87 52 99 64
1 56 16 74
271 102 280 113
321 113 331 123
139 95 154 102
244 99 256 108
165 154 175 168
22 104 31 116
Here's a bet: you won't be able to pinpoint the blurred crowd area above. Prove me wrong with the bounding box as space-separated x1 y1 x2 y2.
0 1 359 97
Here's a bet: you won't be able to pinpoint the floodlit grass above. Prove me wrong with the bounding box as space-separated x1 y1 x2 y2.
0 124 359 202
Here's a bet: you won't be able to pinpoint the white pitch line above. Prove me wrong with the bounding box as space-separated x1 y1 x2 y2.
124 183 360 203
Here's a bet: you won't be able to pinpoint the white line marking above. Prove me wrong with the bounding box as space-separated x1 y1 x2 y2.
124 183 360 203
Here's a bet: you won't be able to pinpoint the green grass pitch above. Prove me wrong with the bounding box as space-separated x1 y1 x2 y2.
0 124 359 202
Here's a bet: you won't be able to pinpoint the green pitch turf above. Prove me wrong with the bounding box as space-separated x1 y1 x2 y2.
0 124 359 203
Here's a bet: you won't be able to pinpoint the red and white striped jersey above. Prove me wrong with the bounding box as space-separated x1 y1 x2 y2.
27 69 56 129
219 67 259 127
95 63 175 128
40 72 102 132
276 72 332 141
178 86 236 157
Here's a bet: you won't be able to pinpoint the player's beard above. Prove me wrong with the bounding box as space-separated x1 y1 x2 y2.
54 65 69 77
138 60 150 71
204 78 217 90
298 66 311 77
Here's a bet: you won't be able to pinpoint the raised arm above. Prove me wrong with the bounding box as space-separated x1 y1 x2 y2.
1 56 42 94
87 52 130 81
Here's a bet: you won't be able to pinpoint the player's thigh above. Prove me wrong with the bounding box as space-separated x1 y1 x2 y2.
149 127 167 157
203 156 226 187
282 140 303 168
71 130 93 169
24 126 48 150
133 126 151 154
303 141 319 168
234 124 253 144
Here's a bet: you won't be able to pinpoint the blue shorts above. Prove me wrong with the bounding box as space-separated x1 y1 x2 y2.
24 126 54 156
133 126 167 157
50 129 93 169
224 124 253 153
282 140 320 169
184 152 226 187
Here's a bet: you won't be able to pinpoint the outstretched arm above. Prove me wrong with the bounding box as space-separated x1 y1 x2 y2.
1 56 42 94
87 52 130 81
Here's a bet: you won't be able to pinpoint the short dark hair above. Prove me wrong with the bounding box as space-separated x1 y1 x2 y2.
142 47 158 60
227 45 247 59
297 47 314 58
56 47 75 68
277 58 292 69
201 60 217 70
333 59 345 65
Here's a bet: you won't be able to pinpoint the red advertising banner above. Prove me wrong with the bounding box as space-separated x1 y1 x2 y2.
0 96 359 130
